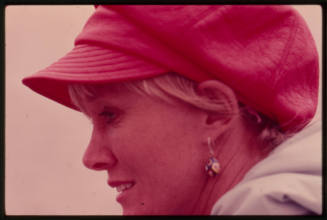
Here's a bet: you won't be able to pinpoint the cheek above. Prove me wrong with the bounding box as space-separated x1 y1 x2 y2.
112 111 206 184
107 105 207 214
110 122 171 175
111 107 205 175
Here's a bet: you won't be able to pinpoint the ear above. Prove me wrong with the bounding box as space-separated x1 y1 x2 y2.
196 80 239 137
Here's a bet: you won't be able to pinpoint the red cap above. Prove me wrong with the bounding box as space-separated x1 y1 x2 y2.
22 5 319 132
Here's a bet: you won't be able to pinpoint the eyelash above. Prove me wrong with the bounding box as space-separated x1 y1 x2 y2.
99 111 117 124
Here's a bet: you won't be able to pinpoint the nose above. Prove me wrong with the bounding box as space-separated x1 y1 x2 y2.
83 128 117 171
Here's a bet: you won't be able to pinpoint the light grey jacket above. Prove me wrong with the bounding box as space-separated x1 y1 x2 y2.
211 120 322 215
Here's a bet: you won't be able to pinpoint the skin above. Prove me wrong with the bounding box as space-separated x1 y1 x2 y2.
78 81 268 215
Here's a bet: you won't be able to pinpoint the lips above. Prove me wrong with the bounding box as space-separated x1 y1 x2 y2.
116 182 134 192
108 180 135 193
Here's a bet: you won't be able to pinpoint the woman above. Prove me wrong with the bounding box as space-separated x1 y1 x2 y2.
22 5 321 215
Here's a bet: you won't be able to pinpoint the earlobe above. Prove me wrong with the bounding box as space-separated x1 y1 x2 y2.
197 80 239 131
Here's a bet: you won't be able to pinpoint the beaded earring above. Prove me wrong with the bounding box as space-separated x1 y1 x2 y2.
205 137 221 177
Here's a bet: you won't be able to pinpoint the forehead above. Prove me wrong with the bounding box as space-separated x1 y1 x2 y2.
81 83 136 102
74 83 142 115
72 81 191 118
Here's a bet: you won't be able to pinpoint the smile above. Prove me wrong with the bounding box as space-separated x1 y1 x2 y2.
108 180 135 194
108 180 136 203
116 182 134 193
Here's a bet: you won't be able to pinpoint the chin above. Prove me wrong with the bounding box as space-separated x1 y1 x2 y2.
122 206 148 216
123 210 150 216
122 206 187 216
122 206 170 216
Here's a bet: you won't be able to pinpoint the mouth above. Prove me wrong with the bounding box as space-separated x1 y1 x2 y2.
108 180 135 200
115 182 134 193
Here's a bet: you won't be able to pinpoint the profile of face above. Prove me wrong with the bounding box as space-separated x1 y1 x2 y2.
78 84 211 215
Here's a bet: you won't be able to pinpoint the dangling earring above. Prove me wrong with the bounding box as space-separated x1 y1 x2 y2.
205 137 221 177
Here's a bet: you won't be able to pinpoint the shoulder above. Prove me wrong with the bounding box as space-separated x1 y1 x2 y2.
211 121 322 215
211 173 321 215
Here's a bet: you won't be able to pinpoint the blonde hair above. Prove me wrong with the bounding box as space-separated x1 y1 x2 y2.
68 72 288 151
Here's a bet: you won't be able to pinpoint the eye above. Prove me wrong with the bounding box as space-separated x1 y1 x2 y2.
99 110 117 124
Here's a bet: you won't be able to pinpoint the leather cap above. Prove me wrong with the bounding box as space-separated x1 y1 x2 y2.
22 5 319 132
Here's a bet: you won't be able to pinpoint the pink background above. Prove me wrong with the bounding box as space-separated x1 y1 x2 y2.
5 5 322 215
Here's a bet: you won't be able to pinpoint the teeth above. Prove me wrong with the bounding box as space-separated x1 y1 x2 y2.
116 183 133 193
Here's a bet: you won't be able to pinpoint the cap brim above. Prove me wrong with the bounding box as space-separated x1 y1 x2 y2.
22 44 168 111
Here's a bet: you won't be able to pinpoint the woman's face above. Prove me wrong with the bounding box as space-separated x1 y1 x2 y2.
79 85 208 215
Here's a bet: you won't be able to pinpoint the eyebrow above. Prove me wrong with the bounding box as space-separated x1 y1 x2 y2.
99 105 113 114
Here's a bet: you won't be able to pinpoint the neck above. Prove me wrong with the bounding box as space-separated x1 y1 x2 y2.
193 119 270 215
